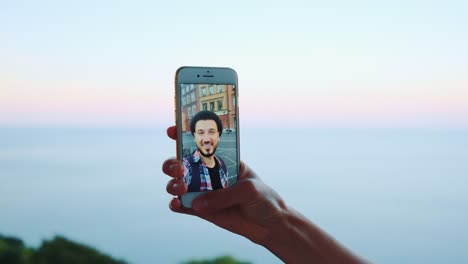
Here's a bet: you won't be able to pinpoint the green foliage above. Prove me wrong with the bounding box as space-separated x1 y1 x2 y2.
1 233 254 264
0 234 126 264
181 255 252 264
0 234 28 264
30 236 126 264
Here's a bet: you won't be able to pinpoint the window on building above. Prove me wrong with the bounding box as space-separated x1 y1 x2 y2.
190 84 195 90
181 85 185 95
187 107 192 118
217 100 223 110
186 95 190 104
203 103 207 111
192 105 196 116
217 84 222 93
186 85 189 94
201 87 206 97
191 92 195 102
209 85 214 95
210 102 214 111
182 97 186 105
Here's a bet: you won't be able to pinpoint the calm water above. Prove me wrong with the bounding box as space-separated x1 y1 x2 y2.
1 127 467 263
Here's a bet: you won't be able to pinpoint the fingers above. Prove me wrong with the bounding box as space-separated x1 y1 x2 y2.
167 126 176 140
166 178 188 196
169 197 182 211
169 197 198 216
163 127 193 215
162 158 184 178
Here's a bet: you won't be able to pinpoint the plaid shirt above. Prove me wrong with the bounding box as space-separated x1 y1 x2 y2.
183 150 228 191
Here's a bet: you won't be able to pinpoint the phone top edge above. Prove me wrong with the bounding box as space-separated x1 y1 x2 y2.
176 66 236 71
175 66 238 84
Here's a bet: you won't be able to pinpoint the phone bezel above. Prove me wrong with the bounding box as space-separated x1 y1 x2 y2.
174 66 240 208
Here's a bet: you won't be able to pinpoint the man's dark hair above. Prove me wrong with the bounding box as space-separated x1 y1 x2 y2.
190 110 223 137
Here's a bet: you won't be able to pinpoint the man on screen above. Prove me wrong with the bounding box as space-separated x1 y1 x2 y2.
183 110 228 192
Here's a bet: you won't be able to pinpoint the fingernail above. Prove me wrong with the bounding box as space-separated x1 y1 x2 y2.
169 164 177 173
193 199 208 211
173 183 179 190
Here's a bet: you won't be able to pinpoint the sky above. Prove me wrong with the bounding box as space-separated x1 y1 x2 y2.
1 0 467 128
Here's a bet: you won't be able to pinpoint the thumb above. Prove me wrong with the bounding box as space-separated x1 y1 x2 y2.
192 177 259 213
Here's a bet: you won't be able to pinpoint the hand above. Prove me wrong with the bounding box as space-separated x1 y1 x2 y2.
162 126 288 245
162 126 368 264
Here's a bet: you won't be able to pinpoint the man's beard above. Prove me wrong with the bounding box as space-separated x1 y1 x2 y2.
198 145 217 158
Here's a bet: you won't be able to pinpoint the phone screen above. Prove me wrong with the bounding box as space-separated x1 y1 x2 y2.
178 83 239 193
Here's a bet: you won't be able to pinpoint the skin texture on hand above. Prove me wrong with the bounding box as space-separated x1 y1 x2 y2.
163 126 369 264
163 126 288 245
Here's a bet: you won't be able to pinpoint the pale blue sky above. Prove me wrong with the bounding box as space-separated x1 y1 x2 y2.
1 0 467 127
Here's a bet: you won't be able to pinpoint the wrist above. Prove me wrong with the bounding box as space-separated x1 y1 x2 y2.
260 206 310 263
260 206 367 264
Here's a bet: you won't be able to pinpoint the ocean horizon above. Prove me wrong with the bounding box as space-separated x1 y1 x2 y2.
1 126 467 263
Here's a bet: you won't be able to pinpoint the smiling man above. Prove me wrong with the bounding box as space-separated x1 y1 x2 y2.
183 110 228 192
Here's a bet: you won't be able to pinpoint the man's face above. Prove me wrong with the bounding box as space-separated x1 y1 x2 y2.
194 119 220 158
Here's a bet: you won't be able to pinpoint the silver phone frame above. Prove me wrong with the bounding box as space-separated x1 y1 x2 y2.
174 66 240 208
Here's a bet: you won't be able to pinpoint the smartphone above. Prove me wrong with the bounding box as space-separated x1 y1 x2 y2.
175 66 240 208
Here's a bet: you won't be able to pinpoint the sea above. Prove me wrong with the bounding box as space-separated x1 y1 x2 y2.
1 126 467 264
